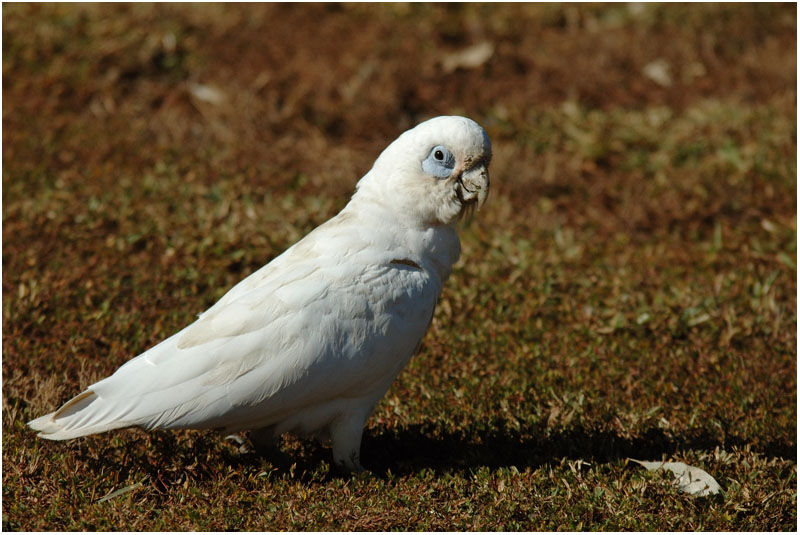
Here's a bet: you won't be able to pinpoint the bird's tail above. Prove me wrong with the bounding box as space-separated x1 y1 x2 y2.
27 390 131 440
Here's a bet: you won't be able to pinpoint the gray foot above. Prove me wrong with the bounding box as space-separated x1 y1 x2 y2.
224 433 251 454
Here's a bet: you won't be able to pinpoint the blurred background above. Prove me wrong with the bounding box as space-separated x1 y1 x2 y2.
3 3 796 530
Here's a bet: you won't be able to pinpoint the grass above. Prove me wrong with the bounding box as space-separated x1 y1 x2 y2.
3 3 796 531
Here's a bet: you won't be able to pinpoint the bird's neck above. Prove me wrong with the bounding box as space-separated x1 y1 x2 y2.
339 197 462 283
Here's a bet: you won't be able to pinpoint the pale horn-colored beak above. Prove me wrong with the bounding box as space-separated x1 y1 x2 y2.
457 164 490 211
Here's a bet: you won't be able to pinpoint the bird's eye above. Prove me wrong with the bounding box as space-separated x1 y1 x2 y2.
422 145 455 178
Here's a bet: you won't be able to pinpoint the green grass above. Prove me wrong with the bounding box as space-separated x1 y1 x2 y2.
3 3 796 530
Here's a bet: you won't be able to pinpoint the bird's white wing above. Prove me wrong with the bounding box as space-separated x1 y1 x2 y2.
29 226 440 439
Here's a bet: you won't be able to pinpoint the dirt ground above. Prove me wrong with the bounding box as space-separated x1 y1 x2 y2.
2 3 796 530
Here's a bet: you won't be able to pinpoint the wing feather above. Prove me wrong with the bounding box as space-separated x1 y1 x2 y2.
30 218 443 440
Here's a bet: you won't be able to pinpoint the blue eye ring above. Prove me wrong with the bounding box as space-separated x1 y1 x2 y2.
422 145 455 178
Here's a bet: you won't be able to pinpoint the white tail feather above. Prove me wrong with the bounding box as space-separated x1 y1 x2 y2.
27 390 132 440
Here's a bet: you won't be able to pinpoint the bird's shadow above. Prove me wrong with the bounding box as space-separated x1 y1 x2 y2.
74 419 795 493
361 422 794 477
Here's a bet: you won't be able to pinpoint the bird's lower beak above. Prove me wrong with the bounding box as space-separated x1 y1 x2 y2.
457 165 490 211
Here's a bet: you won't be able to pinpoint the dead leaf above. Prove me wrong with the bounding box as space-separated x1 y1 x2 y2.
97 481 145 503
441 41 494 73
630 459 721 496
189 83 226 105
643 59 672 87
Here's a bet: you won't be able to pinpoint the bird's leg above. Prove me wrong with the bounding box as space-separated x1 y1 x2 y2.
330 412 368 473
248 426 292 467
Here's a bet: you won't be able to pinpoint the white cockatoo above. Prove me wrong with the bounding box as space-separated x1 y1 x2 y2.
28 115 492 472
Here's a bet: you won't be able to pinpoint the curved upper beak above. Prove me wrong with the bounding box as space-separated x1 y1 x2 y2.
458 164 490 210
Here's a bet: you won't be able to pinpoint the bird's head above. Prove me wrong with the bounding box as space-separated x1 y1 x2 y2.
354 116 492 227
